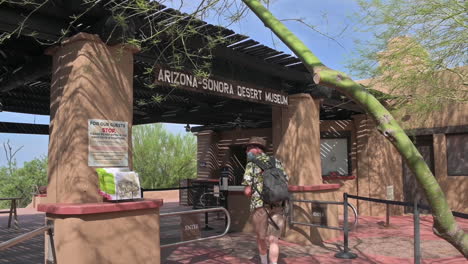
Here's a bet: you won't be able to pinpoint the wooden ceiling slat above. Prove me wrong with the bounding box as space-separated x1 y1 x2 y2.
242 45 268 54
202 24 234 37
248 49 281 58
264 54 291 62
276 57 301 66
223 34 249 45
288 63 308 72
230 40 258 50
258 52 285 60
284 62 303 68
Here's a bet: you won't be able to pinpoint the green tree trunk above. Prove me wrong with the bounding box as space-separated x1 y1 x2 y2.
242 0 468 257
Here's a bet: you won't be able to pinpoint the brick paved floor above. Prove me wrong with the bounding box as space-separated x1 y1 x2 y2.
1 205 467 263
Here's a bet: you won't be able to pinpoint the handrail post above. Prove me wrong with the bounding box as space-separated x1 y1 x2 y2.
385 203 390 227
343 193 350 252
414 198 421 264
335 193 357 259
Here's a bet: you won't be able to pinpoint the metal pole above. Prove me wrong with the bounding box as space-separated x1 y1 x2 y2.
203 212 213 231
224 191 228 228
414 198 421 264
7 199 13 228
47 223 57 264
343 193 349 252
335 193 357 259
386 203 390 227
13 199 18 229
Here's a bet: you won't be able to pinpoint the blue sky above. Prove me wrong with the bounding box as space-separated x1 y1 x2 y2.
0 0 370 166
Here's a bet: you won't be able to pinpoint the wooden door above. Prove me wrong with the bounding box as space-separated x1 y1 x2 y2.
403 136 434 214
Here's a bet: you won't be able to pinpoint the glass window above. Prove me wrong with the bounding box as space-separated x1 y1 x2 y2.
320 137 350 176
446 133 468 176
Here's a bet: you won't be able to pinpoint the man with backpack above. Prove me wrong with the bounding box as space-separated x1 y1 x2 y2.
243 136 289 264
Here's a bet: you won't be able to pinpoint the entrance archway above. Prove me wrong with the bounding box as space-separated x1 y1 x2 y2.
0 1 363 263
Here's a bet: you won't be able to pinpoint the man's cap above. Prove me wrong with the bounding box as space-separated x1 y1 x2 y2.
246 136 267 150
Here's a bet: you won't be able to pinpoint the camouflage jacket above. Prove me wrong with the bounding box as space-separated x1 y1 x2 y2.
242 153 289 211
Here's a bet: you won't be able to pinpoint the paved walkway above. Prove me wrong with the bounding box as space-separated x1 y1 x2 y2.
1 206 467 263
162 215 468 264
0 208 44 264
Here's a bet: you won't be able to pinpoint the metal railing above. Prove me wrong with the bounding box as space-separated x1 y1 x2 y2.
346 193 468 264
290 199 358 230
289 193 359 259
160 207 231 249
1 208 229 261
0 223 57 263
199 191 225 208
0 225 49 251
141 186 195 192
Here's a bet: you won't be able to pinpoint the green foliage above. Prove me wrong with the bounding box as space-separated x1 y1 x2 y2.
348 0 468 114
132 123 197 189
0 156 48 209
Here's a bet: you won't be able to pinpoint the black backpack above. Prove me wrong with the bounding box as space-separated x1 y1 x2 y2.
252 155 289 205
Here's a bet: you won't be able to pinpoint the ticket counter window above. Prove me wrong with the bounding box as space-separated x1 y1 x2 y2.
230 146 247 185
320 136 351 176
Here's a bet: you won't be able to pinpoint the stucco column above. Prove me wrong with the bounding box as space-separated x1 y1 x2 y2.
273 94 340 245
272 106 289 154
275 93 322 185
41 33 162 264
46 33 138 203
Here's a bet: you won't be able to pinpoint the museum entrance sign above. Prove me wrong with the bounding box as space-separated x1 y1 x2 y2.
154 66 288 106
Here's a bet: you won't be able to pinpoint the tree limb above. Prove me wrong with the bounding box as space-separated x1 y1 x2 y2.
242 0 468 257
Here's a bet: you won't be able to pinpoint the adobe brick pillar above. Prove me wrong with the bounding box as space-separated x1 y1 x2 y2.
46 33 138 203
273 93 340 245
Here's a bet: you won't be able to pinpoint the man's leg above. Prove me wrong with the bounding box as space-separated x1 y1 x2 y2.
257 235 268 264
257 235 268 254
267 207 285 264
253 208 269 263
268 235 279 264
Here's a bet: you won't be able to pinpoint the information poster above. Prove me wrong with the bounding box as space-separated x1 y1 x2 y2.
88 119 128 167
386 185 395 200
96 168 141 201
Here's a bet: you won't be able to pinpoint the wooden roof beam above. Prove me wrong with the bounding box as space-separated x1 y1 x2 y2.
0 55 51 93
0 122 49 135
0 6 65 41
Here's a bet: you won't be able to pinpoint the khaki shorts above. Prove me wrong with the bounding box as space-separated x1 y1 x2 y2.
252 206 286 239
